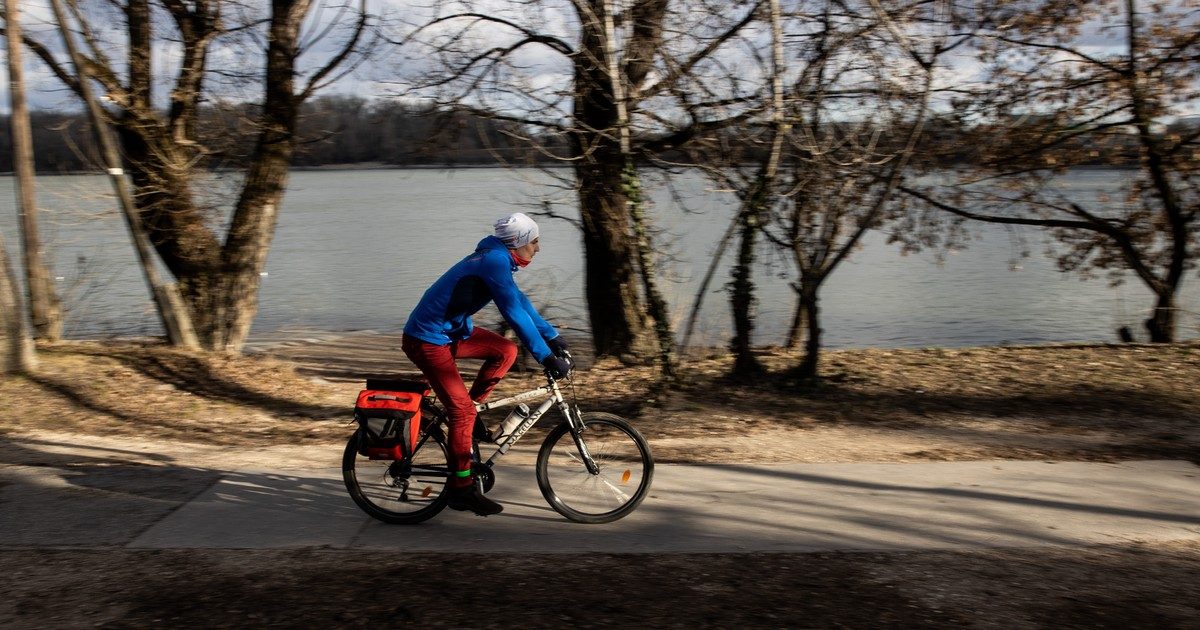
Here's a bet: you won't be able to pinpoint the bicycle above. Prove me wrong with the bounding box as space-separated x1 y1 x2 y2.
342 360 654 524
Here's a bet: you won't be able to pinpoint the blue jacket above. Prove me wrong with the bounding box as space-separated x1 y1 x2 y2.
403 235 558 361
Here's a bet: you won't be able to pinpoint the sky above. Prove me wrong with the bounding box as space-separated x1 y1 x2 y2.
0 0 1180 117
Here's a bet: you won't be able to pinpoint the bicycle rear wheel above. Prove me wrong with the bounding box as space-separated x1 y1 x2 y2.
535 412 653 524
342 423 451 524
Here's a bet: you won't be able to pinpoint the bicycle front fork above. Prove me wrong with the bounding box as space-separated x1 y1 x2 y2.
564 403 600 475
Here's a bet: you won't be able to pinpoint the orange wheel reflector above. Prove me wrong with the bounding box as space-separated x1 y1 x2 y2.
421 486 433 498
621 469 631 484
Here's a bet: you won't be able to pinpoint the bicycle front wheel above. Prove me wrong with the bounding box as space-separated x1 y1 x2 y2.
342 424 451 524
536 412 653 524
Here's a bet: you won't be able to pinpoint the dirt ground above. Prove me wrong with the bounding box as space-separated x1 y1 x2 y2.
2 544 1199 629
2 337 1199 627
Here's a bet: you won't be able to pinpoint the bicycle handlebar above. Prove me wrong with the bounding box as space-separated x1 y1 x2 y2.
544 349 575 382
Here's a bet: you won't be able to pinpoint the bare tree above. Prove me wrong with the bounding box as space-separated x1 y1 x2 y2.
22 0 373 351
725 0 787 377
398 0 761 361
685 0 956 379
901 0 1200 343
47 0 200 348
779 1 958 379
3 0 62 341
602 0 677 377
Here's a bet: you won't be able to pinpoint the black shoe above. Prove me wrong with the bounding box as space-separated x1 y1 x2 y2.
446 485 503 516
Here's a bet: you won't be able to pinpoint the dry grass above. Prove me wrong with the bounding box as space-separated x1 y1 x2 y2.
0 341 351 445
1 338 1198 464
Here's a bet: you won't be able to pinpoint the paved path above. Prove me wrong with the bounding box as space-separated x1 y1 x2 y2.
3 460 1198 553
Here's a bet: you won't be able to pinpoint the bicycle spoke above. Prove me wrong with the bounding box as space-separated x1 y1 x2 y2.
536 414 653 523
343 427 452 524
597 475 631 503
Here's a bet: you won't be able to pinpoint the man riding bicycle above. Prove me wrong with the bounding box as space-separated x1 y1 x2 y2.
402 212 572 516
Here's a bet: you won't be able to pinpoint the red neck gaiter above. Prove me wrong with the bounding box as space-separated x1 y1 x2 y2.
510 249 531 268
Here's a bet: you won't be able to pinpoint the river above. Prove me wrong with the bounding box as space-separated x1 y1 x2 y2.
0 167 1194 348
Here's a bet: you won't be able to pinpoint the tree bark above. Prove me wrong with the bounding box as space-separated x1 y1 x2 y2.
574 157 648 357
572 0 650 359
4 0 62 341
785 286 805 349
603 0 674 375
730 0 786 378
730 187 766 377
213 0 304 352
795 281 821 380
144 0 303 353
1145 291 1175 343
0 230 36 373
625 161 676 377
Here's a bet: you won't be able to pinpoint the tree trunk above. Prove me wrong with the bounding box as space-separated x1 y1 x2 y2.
5 0 62 341
32 0 353 353
1145 291 1175 343
574 158 649 358
0 231 37 374
106 0 302 353
785 286 806 349
625 162 675 377
203 0 303 353
603 0 671 374
1125 0 1185 344
795 281 821 380
730 188 766 377
572 2 650 359
731 0 786 378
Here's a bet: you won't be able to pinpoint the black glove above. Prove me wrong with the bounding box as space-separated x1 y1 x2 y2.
541 354 572 379
546 336 570 358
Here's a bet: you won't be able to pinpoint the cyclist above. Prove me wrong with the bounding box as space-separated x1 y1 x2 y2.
402 212 572 516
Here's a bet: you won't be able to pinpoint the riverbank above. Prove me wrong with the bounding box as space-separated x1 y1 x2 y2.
1 336 1197 465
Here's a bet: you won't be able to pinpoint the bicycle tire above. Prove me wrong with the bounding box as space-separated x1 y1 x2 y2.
342 423 451 524
535 412 653 524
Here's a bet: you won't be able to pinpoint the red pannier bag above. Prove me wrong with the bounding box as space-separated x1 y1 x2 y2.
354 378 430 460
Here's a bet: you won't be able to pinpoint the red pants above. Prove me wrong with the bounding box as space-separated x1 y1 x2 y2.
401 328 517 487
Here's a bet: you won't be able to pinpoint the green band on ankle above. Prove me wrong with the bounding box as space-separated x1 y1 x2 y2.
455 469 472 478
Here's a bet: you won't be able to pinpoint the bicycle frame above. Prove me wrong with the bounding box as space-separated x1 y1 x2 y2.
471 375 597 472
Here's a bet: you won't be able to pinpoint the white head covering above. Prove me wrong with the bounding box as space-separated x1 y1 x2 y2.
493 212 539 249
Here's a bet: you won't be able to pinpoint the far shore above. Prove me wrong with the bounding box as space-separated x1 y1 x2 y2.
0 162 1139 178
0 162 565 178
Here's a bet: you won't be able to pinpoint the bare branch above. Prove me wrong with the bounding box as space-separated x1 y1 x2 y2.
636 1 762 101
984 33 1128 76
299 0 371 102
399 12 574 56
4 29 81 94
